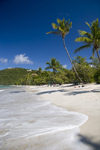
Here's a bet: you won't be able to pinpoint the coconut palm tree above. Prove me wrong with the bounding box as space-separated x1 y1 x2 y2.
47 18 83 83
45 58 61 74
75 18 100 62
36 67 42 75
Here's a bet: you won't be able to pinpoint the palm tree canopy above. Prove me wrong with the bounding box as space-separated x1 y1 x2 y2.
45 58 62 73
75 18 100 56
47 18 83 83
46 18 72 39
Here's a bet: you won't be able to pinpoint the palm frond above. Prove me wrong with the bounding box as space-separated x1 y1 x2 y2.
92 18 99 28
66 21 72 29
74 44 91 53
46 18 72 38
59 26 64 32
75 37 92 43
46 62 50 65
46 31 61 35
79 30 92 38
45 66 51 70
75 19 100 62
91 18 99 37
85 22 91 28
57 18 62 24
52 23 58 29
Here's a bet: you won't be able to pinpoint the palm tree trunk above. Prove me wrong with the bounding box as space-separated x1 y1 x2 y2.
96 49 100 62
62 38 83 84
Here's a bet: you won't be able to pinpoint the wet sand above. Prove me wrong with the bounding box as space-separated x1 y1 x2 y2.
28 83 100 149
0 86 88 150
0 84 100 150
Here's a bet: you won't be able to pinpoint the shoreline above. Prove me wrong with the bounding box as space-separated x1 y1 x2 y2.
0 84 100 149
0 85 89 150
26 83 100 144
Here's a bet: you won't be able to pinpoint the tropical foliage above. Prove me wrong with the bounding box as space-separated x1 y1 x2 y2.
94 67 100 83
45 58 62 74
47 18 83 83
75 19 100 61
47 18 72 39
73 56 95 83
0 57 99 85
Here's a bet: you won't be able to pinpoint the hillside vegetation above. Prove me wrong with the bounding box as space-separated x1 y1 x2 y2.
0 56 100 85
0 68 29 85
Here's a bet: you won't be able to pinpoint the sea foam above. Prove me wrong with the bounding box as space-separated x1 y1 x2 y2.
0 90 4 92
0 86 90 150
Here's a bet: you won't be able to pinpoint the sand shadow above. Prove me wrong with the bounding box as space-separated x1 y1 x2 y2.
37 88 100 96
78 134 100 150
92 89 100 93
66 90 91 95
66 89 100 95
37 89 67 95
10 90 25 94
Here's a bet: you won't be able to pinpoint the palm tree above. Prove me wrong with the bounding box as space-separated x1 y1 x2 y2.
75 18 100 62
37 67 42 75
45 58 61 74
47 18 83 83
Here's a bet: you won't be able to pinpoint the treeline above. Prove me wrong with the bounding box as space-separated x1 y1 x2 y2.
0 56 100 85
9 56 100 85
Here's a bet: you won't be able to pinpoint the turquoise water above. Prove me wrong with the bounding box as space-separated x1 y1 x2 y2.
0 85 12 89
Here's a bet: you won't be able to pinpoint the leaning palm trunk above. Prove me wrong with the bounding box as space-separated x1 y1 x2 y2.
96 49 100 62
47 18 84 84
62 38 83 84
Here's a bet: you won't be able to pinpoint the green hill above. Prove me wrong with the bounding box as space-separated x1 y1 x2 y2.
0 68 29 85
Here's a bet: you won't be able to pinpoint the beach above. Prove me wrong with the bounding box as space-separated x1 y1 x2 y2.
28 83 100 148
0 84 100 150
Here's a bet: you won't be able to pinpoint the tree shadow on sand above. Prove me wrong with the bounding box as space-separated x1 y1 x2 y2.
10 90 25 94
37 89 68 95
37 89 100 96
78 134 100 150
66 89 100 95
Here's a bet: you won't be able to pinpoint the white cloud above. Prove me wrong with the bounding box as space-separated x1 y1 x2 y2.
0 58 8 63
63 64 67 68
14 54 33 64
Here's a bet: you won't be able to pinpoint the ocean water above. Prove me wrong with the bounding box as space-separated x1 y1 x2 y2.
0 85 11 89
0 86 90 150
0 85 12 92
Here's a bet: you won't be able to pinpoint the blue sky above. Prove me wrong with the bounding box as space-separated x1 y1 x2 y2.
0 0 100 70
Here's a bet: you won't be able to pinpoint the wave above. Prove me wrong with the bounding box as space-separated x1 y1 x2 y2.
0 90 4 92
0 87 89 150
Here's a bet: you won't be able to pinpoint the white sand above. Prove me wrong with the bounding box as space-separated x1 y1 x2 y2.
28 84 100 144
1 84 99 150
